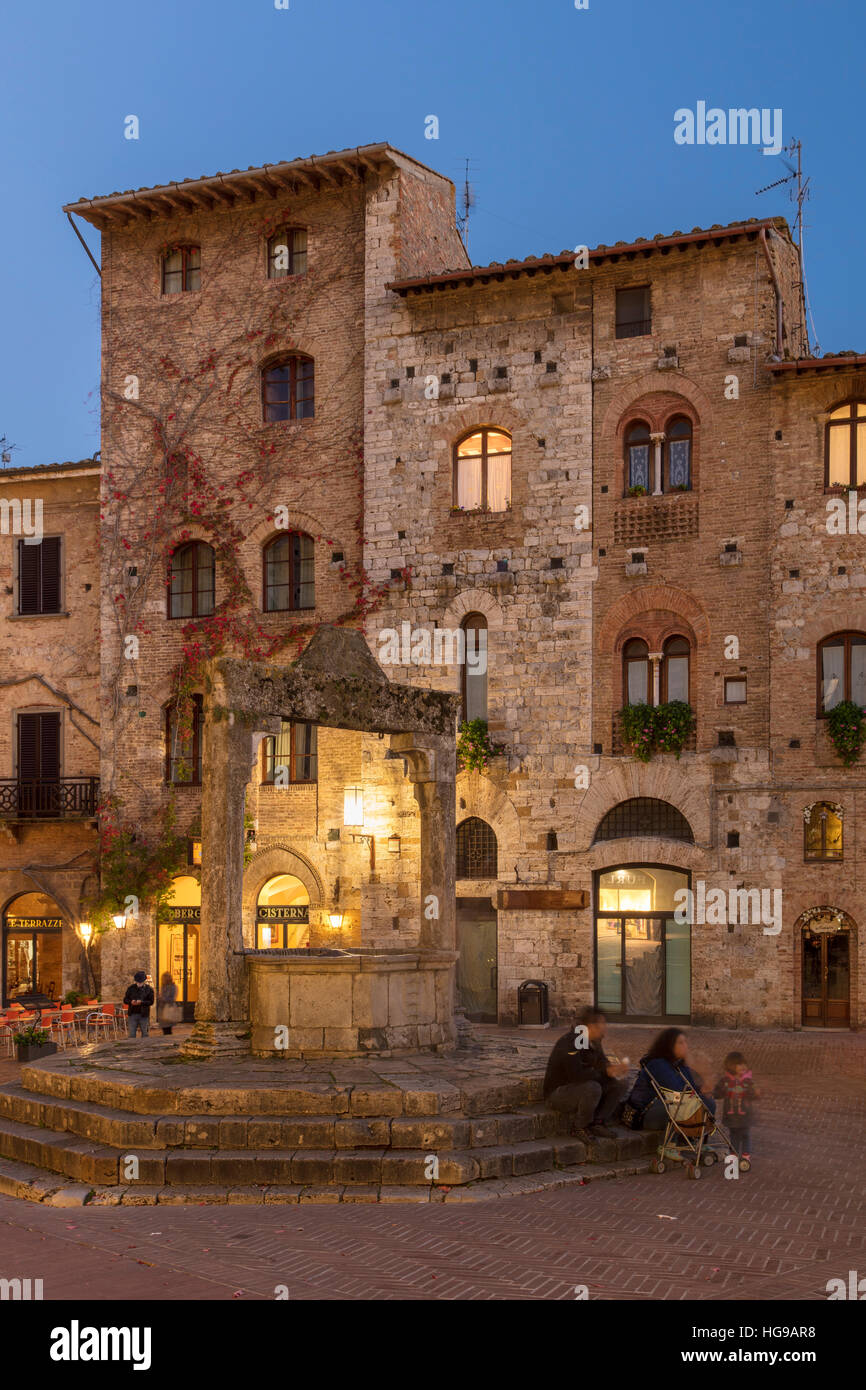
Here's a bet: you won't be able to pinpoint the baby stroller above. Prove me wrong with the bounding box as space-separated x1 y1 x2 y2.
642 1065 749 1179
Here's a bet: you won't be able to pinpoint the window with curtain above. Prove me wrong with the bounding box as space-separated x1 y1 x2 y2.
454 429 511 512
165 695 204 784
168 542 215 619
267 227 308 279
825 401 866 488
262 355 315 421
460 613 488 722
804 803 843 861
665 417 692 490
262 721 317 783
263 532 314 611
661 635 690 703
162 246 201 294
624 422 651 492
623 638 650 704
818 633 866 711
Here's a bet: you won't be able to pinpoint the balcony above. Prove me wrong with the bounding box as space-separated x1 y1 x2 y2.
0 778 100 820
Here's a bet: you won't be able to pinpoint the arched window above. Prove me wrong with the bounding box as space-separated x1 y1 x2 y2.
256 874 310 949
818 632 866 712
263 532 314 611
623 638 649 705
162 245 200 295
165 694 204 784
262 355 315 421
624 421 651 493
168 542 214 619
665 416 692 491
825 401 866 488
454 429 511 512
267 227 307 279
661 635 690 703
456 817 498 878
594 798 694 844
804 803 843 861
461 613 488 723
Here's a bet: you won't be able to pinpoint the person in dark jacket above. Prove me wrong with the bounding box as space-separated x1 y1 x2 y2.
626 1028 715 1144
123 970 155 1039
543 1006 630 1138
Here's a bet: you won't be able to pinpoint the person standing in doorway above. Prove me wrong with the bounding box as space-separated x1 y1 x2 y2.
123 970 154 1039
156 971 181 1035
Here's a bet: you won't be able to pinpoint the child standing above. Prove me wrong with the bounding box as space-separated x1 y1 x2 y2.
713 1051 758 1162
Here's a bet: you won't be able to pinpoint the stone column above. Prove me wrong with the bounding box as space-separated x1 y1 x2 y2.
182 691 279 1060
649 652 663 707
650 432 665 495
389 732 456 951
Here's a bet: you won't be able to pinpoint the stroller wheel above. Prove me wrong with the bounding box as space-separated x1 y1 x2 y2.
650 1157 665 1174
686 1163 701 1180
739 1158 751 1173
702 1151 717 1166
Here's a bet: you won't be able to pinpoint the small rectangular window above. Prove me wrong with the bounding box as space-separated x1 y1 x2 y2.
725 678 747 704
162 246 200 294
615 286 651 339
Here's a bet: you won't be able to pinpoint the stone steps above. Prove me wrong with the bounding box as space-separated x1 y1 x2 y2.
0 1152 655 1207
0 1104 656 1188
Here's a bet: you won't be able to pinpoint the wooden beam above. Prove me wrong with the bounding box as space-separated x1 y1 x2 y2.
496 888 589 911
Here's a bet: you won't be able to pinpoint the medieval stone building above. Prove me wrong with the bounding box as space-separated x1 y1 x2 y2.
1 143 860 1035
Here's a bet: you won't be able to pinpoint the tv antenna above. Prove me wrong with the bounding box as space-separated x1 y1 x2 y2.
456 157 477 258
756 139 817 355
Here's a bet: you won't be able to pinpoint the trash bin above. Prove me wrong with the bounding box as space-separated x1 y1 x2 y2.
517 979 549 1027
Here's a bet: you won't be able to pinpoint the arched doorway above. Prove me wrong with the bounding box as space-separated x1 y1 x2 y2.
595 866 691 1021
2 892 65 1005
801 911 851 1027
455 818 499 1021
256 875 310 949
158 876 201 1022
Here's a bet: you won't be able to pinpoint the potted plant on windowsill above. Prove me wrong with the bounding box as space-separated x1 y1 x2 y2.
13 1026 58 1062
826 701 866 766
626 485 647 498
457 719 508 773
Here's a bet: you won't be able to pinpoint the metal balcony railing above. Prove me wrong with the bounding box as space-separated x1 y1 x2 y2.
0 777 100 819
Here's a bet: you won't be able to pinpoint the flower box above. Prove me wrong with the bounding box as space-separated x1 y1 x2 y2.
14 1040 58 1063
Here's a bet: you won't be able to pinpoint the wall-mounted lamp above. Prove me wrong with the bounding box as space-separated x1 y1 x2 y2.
387 834 401 857
79 922 93 945
112 912 128 930
328 910 344 931
343 786 364 827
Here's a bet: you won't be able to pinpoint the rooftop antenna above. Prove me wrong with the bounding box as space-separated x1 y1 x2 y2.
457 157 477 259
756 138 817 355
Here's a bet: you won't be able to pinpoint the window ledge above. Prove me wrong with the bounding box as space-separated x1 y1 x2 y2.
7 611 70 621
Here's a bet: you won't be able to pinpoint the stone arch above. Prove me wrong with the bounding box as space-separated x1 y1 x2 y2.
598 583 711 651
791 904 858 1030
442 588 505 629
241 844 324 950
576 761 710 851
455 771 522 874
799 606 866 651
601 371 716 443
589 837 707 873
429 401 527 450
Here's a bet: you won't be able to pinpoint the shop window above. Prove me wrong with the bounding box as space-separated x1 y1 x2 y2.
804 803 843 861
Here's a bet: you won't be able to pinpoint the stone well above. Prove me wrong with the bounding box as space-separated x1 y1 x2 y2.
247 948 457 1056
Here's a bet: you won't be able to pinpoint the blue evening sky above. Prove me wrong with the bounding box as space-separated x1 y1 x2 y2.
0 0 861 467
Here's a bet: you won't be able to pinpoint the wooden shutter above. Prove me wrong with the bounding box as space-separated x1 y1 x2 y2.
40 538 61 612
18 538 61 614
17 712 60 780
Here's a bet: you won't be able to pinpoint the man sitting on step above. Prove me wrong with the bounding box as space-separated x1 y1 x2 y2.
543 1006 630 1139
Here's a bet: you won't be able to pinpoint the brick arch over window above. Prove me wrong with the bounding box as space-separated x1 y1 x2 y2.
455 772 521 871
241 845 324 949
599 585 710 652
575 762 709 852
602 372 715 444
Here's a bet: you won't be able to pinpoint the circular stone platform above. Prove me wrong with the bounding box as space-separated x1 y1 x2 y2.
0 1027 656 1205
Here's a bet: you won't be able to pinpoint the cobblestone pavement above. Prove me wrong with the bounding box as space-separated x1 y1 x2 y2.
0 1025 863 1301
